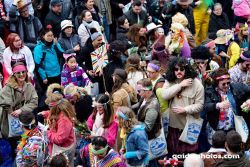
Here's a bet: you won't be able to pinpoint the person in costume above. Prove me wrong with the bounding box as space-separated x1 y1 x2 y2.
79 136 126 167
16 111 46 167
165 22 191 58
235 23 250 52
193 0 214 45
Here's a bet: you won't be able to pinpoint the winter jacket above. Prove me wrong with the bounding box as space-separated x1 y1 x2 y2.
33 41 64 80
61 64 90 87
9 5 42 51
86 113 118 147
208 13 230 39
116 27 128 41
204 83 250 130
78 21 102 47
149 0 169 24
162 78 204 130
126 124 149 166
47 112 75 155
0 76 38 138
112 83 138 112
137 94 161 140
3 46 35 77
227 41 241 68
45 10 64 38
58 33 81 54
124 8 148 27
232 0 250 18
216 152 250 167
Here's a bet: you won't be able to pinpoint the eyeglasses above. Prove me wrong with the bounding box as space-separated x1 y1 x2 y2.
15 71 27 76
221 82 230 86
174 67 185 72
146 70 156 74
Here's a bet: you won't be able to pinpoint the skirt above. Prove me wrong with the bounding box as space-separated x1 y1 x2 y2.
167 127 198 156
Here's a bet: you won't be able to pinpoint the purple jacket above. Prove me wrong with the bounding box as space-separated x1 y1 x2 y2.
61 64 90 87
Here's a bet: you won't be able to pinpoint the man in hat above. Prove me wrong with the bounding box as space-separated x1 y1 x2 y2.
161 0 195 34
229 51 250 85
123 0 148 27
45 0 64 38
4 0 34 16
9 0 42 51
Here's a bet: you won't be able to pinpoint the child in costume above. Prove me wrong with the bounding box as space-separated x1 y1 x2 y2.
61 53 90 87
193 0 214 45
16 111 47 167
79 136 126 167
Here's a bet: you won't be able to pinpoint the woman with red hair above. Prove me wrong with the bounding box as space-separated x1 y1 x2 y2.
2 33 35 79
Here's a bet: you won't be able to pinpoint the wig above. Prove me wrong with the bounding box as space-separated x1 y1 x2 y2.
165 57 197 83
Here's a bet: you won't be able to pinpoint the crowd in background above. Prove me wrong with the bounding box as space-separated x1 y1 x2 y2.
1 0 250 167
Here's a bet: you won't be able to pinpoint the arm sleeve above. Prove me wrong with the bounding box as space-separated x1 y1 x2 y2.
61 70 70 87
161 83 182 100
20 85 38 112
86 113 94 130
106 121 118 147
229 43 241 68
24 46 35 75
144 109 158 132
3 49 12 75
33 46 47 80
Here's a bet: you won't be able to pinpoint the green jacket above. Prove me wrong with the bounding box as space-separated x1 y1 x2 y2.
0 76 38 138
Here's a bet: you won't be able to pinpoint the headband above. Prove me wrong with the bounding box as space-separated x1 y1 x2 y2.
141 85 153 91
148 63 160 72
48 99 64 107
91 145 108 155
91 32 102 41
63 53 76 60
205 41 215 48
13 64 27 74
117 111 129 121
216 75 230 80
19 119 36 129
92 100 110 107
240 53 250 61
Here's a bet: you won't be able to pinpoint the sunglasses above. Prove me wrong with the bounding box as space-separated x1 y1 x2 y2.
221 82 230 86
15 71 27 76
174 67 185 72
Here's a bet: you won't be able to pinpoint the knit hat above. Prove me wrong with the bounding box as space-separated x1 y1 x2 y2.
172 12 189 27
12 63 27 74
91 32 102 41
177 0 193 5
61 20 73 30
63 53 76 61
214 29 233 44
50 0 62 6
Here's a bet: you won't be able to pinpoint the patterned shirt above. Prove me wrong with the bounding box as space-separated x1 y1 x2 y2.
229 64 247 84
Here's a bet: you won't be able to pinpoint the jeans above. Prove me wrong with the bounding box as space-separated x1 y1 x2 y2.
102 15 110 42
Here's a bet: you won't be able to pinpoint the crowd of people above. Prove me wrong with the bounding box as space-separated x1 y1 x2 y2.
1 0 250 166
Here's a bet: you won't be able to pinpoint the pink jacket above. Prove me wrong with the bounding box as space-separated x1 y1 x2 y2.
87 113 118 147
233 0 250 18
47 112 75 154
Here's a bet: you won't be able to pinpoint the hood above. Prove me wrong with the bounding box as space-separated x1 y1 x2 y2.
6 75 27 90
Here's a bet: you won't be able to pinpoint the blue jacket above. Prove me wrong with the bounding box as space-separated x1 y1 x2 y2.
33 41 64 80
125 124 149 166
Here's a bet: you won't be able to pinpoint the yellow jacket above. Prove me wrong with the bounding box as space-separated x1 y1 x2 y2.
228 42 241 68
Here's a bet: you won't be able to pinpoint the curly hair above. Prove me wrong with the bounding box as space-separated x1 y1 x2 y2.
46 83 64 97
92 94 114 128
165 57 197 82
118 107 138 133
210 68 229 87
45 93 76 126
191 46 211 60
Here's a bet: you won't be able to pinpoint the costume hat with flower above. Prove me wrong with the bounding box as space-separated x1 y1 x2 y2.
214 29 234 45
172 12 189 28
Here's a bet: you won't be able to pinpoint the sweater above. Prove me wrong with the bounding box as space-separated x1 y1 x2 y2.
3 46 35 77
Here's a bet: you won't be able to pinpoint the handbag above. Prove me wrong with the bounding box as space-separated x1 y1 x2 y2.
7 114 23 137
233 113 249 143
179 114 203 145
148 127 168 160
